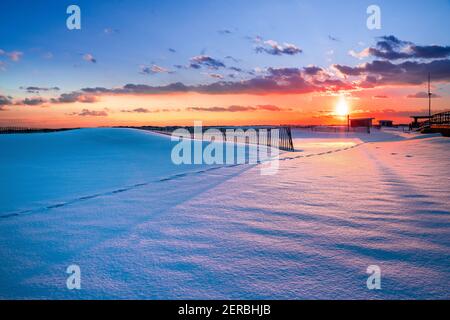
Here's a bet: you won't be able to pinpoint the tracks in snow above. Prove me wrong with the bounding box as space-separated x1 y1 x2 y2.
0 141 367 220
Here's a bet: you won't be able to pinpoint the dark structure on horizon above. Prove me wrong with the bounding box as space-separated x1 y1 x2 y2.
348 118 374 133
415 111 450 136
349 118 374 128
379 120 394 127
408 74 450 136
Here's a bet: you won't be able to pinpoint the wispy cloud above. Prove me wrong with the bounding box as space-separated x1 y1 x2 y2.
51 92 98 103
189 55 226 69
254 38 302 56
43 52 53 59
20 86 60 93
407 92 441 98
121 107 178 113
187 104 291 112
0 95 13 109
83 53 97 63
18 97 48 106
225 55 240 63
121 108 151 113
303 66 324 76
328 35 340 42
205 73 224 79
334 59 450 86
350 35 450 60
0 49 23 61
218 29 233 35
71 109 108 116
104 28 119 34
140 64 171 75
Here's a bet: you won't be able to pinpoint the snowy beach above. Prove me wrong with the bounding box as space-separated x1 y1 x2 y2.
0 128 449 299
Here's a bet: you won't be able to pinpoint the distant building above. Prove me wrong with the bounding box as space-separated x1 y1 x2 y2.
379 120 393 127
349 118 374 128
410 115 431 128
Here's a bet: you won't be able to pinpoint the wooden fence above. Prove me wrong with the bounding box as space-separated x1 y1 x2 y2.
131 126 295 152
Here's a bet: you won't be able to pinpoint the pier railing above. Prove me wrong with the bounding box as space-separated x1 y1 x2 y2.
418 111 450 130
430 111 450 125
416 111 450 136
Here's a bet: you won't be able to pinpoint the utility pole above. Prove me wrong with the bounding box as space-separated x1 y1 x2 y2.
428 73 432 118
347 114 350 132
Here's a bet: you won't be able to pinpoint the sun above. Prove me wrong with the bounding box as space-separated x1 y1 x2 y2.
335 97 349 116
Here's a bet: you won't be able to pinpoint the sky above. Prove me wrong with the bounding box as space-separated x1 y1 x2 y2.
0 0 449 127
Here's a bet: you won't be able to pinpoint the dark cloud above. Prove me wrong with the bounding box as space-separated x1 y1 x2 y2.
359 35 450 60
80 66 353 96
257 104 292 111
120 108 177 113
255 39 302 56
225 56 240 63
312 78 355 91
328 35 339 42
72 109 108 117
140 64 170 75
0 49 23 61
218 29 233 35
51 92 98 103
0 95 13 107
83 54 97 63
104 28 119 34
303 66 323 76
228 66 243 72
187 104 291 113
334 59 450 86
19 97 47 106
206 73 224 79
373 95 389 99
121 108 151 113
407 92 441 98
267 67 301 77
41 37 450 105
188 105 256 112
20 86 60 93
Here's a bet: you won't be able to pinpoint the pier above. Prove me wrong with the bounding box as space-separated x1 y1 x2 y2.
415 111 450 136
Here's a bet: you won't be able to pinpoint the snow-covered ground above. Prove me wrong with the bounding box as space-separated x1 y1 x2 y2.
0 128 449 299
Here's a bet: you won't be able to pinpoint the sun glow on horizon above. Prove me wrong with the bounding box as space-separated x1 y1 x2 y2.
335 97 349 116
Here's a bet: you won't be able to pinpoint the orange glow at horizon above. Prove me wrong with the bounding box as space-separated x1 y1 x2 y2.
1 89 447 128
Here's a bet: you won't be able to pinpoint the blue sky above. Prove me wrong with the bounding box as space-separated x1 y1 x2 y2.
1 0 449 91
